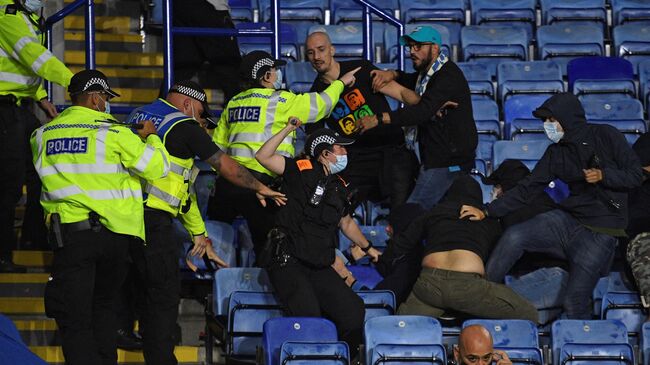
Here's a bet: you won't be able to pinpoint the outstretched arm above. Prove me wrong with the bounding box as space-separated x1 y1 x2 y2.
256 117 303 176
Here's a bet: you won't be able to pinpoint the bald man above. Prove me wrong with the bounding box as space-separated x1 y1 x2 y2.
454 325 512 365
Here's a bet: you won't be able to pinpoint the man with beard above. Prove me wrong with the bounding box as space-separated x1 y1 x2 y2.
357 26 477 210
454 325 513 365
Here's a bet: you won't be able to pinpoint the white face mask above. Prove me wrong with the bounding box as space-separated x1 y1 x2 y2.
543 119 564 143
23 0 43 13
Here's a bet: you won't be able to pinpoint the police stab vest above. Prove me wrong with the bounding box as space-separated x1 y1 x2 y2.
127 99 199 216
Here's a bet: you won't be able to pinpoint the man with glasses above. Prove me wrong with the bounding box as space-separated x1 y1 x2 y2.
357 26 478 210
455 325 513 365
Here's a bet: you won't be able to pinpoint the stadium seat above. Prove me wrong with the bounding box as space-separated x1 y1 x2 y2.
285 62 317 93
567 57 635 101
348 265 384 289
229 0 255 23
540 0 607 28
503 94 551 140
472 98 501 139
476 137 495 175
470 0 536 39
227 291 284 360
339 225 389 252
213 268 273 317
497 61 564 103
261 0 325 36
610 0 650 25
613 24 650 71
551 319 634 365
308 25 365 60
331 0 399 25
262 317 339 365
364 315 446 365
463 319 544 365
356 290 396 321
280 341 350 364
384 24 452 65
461 25 530 75
593 277 610 318
493 140 552 171
0 315 47 365
181 220 236 277
400 0 465 43
582 98 646 144
640 60 650 107
606 271 637 293
537 24 604 74
642 322 650 365
459 62 494 99
236 22 300 61
601 292 645 338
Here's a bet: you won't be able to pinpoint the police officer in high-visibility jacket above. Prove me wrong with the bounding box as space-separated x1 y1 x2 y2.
30 70 169 365
210 50 359 254
125 80 286 365
0 0 73 272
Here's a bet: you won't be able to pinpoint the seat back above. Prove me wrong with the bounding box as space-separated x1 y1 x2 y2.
551 319 631 365
470 0 536 38
611 0 650 25
400 0 465 29
582 99 647 141
236 22 299 61
503 94 551 139
261 0 325 24
227 291 284 358
613 23 650 70
498 61 564 102
356 290 396 321
263 317 338 365
461 25 529 75
641 59 650 106
537 24 604 73
285 62 317 93
472 98 500 138
642 322 650 365
364 315 445 365
331 0 398 25
280 341 350 364
463 319 543 365
540 0 607 26
567 56 634 90
228 0 254 23
458 62 494 97
493 140 552 170
214 268 272 316
601 292 645 337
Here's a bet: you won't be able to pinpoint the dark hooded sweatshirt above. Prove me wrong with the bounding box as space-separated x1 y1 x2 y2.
390 175 502 262
487 93 644 233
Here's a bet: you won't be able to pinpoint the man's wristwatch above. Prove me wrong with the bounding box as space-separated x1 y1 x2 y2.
361 241 373 253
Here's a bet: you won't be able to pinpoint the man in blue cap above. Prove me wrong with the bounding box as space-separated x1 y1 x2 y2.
357 26 477 210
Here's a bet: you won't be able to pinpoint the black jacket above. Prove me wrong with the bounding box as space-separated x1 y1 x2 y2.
389 61 477 169
488 93 644 230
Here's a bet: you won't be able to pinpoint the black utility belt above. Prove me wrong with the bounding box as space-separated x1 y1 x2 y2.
49 212 103 250
0 94 18 105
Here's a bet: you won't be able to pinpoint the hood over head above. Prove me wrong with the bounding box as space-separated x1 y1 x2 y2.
441 175 483 207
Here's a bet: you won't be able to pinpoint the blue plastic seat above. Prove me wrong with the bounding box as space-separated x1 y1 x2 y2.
640 60 650 107
227 291 284 360
537 24 604 74
567 57 635 102
236 22 300 61
601 292 644 338
214 268 273 317
503 94 551 140
463 319 544 365
262 317 339 365
339 225 389 254
331 0 398 25
308 25 365 59
540 0 607 27
551 319 634 365
593 277 610 317
261 0 325 27
476 138 495 174
458 62 494 98
348 266 384 289
472 98 500 138
181 220 236 276
356 290 396 321
611 0 650 25
493 140 552 171
613 24 650 71
400 0 465 46
280 341 350 364
642 322 650 365
461 25 530 75
470 0 536 39
384 24 452 65
285 62 317 93
497 61 564 103
228 0 255 23
364 315 446 365
582 98 646 144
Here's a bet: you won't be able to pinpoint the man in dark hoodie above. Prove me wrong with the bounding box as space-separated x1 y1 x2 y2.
392 175 537 322
463 93 643 319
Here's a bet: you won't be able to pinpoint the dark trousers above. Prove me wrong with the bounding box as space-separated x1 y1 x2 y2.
130 209 181 365
268 262 365 356
44 228 130 365
0 102 45 258
208 176 278 257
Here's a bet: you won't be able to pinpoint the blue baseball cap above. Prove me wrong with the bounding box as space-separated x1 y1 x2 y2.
399 26 442 47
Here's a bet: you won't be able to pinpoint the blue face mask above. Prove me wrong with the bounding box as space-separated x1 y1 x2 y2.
23 0 43 13
329 154 348 174
272 69 283 89
543 120 564 143
97 94 111 114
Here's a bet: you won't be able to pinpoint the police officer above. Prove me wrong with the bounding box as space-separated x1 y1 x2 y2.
30 69 169 365
0 0 73 271
210 50 359 254
255 120 379 356
125 80 285 365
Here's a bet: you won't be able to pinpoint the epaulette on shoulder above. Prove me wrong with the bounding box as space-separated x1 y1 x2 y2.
5 4 18 15
296 159 313 171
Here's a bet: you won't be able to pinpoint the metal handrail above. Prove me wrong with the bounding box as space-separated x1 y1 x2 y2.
162 0 280 96
44 0 96 101
354 0 405 71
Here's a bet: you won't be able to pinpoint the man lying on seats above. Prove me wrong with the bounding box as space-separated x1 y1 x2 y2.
390 175 538 322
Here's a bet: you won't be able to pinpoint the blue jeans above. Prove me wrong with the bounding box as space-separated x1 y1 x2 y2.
506 267 568 324
486 209 617 319
407 166 462 210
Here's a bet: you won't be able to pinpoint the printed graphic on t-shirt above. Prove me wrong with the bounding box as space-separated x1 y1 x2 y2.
334 88 374 135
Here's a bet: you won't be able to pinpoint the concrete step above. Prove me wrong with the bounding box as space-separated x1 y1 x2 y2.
64 15 138 33
63 32 162 53
0 273 49 297
67 65 163 88
69 1 141 17
64 50 162 67
12 251 52 268
14 318 59 346
0 297 44 315
30 345 207 364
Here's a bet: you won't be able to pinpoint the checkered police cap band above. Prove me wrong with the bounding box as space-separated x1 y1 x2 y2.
252 58 275 80
83 77 110 92
170 85 207 102
309 135 337 156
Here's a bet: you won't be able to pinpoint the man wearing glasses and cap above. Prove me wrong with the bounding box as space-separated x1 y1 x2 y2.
358 26 478 210
211 50 359 258
125 80 286 365
30 69 169 365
